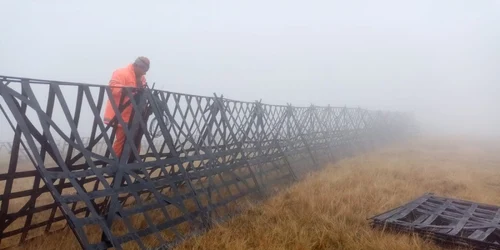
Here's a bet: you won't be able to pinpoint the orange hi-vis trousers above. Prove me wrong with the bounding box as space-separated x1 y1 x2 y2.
113 126 141 159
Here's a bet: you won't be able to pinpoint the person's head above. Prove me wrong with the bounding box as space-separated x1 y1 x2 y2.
133 56 150 77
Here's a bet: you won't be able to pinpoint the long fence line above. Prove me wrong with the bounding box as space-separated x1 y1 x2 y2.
0 75 415 250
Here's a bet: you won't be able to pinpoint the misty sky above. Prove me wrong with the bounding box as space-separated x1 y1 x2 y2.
1 0 499 137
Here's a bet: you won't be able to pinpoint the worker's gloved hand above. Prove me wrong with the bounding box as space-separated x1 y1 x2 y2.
131 87 145 95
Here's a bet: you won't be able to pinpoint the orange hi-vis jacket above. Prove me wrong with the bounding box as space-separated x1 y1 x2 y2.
103 64 147 126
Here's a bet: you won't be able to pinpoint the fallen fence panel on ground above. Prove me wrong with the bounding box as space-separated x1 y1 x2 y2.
370 193 500 250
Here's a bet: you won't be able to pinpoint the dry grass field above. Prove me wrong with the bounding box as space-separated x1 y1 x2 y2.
4 137 500 250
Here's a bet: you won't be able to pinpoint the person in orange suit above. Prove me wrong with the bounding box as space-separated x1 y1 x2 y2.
103 57 150 159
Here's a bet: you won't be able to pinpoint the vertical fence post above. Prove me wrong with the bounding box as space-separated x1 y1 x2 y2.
286 104 319 169
265 103 298 182
212 94 263 194
309 105 335 163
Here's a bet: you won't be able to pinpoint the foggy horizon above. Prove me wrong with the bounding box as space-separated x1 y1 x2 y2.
1 0 499 137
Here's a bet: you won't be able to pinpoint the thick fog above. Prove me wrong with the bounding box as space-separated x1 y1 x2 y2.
1 0 499 140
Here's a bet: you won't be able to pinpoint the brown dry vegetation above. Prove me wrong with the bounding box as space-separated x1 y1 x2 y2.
5 137 500 250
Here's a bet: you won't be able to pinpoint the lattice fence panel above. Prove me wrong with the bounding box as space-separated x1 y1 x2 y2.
370 193 500 250
0 75 415 249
